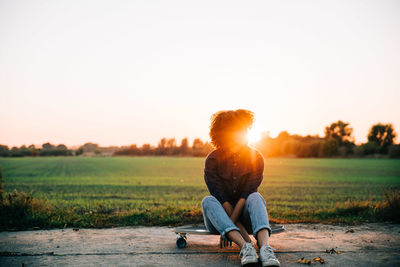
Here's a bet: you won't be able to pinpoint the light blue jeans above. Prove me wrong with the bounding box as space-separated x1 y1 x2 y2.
201 192 272 241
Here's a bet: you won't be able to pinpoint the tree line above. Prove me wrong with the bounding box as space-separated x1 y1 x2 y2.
0 143 72 157
0 121 399 158
113 137 213 157
254 121 399 158
0 138 214 157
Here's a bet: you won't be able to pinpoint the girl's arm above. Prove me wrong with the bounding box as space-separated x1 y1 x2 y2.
222 199 251 243
230 198 245 223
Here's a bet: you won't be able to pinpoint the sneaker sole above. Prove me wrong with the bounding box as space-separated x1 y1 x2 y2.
241 255 258 265
261 259 280 267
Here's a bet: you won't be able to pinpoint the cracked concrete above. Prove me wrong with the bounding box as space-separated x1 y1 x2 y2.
1 223 399 266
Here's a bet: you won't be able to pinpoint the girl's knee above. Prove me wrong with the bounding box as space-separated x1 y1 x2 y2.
246 192 265 205
201 195 218 209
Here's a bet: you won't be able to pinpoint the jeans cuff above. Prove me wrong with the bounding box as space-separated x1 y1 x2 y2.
221 225 241 240
253 225 272 238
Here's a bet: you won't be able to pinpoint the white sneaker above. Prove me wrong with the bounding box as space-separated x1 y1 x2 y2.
259 245 280 267
239 242 258 265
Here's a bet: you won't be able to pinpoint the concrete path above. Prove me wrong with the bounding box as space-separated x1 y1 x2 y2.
1 223 399 266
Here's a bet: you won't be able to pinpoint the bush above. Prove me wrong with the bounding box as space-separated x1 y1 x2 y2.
320 138 339 157
334 200 372 217
297 141 323 158
0 145 10 157
352 145 365 157
0 190 54 230
332 189 400 222
388 145 400 158
361 142 380 155
376 189 400 222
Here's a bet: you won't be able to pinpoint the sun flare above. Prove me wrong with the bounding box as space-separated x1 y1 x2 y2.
247 125 263 145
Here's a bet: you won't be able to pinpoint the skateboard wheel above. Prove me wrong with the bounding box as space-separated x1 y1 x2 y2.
176 237 187 248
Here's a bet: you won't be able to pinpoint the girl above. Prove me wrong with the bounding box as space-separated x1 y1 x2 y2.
202 109 280 266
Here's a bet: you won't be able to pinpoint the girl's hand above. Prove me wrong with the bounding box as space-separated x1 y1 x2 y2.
219 235 232 248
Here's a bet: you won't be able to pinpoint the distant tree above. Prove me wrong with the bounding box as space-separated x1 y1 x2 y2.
272 131 292 155
156 138 167 155
166 138 178 155
179 138 190 155
166 138 176 148
114 144 140 156
360 142 380 155
19 145 31 156
276 131 290 141
75 147 84 156
367 123 396 150
301 140 324 158
80 143 99 153
192 138 204 156
28 144 39 156
56 144 67 150
320 139 339 157
324 120 354 145
42 142 55 151
0 145 9 157
281 139 300 156
37 143 72 156
141 144 153 155
40 143 53 156
129 144 140 155
10 146 22 157
191 138 213 157
56 144 69 156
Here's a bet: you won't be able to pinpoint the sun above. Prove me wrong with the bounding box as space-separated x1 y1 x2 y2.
247 125 263 145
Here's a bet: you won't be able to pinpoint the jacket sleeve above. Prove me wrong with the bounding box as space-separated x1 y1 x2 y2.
204 156 229 204
240 152 264 199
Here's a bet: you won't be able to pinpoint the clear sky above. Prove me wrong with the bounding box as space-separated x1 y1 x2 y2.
1 0 399 147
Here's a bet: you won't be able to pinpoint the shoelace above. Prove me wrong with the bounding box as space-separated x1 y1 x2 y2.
261 246 276 260
240 243 254 257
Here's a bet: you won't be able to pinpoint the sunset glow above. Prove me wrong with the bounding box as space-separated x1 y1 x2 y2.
0 1 399 147
247 123 263 145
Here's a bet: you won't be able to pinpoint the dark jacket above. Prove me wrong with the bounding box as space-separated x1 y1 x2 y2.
204 145 264 205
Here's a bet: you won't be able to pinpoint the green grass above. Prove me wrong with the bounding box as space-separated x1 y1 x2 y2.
0 156 399 229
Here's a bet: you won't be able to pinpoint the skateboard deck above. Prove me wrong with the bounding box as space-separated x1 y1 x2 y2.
173 225 285 248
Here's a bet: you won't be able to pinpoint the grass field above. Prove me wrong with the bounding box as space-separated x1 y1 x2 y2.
1 156 400 229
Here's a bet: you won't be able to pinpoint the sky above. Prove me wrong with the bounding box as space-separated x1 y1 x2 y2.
1 0 399 148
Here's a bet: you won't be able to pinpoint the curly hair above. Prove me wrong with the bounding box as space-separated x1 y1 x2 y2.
209 109 254 149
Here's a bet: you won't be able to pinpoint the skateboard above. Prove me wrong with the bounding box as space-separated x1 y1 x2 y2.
173 225 285 248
